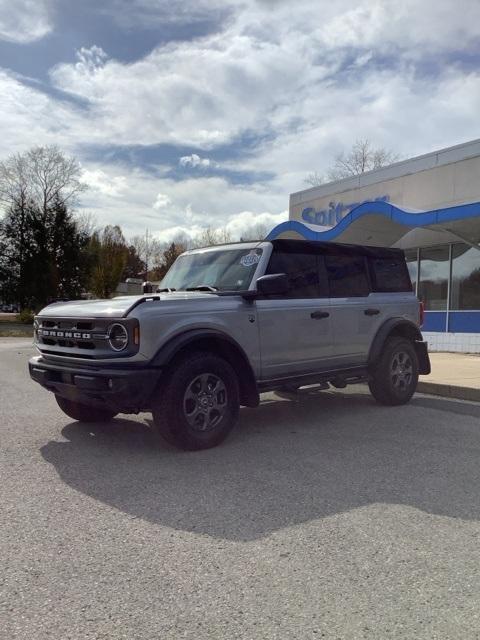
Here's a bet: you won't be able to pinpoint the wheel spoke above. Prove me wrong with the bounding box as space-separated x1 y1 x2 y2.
206 375 219 393
184 386 198 404
198 374 210 393
206 408 221 428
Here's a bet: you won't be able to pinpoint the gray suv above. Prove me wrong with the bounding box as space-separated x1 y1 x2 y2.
29 239 430 450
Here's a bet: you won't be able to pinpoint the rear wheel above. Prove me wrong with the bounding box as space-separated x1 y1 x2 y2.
152 352 240 450
55 395 117 422
368 337 419 406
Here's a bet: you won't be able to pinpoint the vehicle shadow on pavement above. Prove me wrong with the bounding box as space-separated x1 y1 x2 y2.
40 390 480 541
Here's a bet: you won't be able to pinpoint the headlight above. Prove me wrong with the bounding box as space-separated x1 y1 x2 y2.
107 323 128 351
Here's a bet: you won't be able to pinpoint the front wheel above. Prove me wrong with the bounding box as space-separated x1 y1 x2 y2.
368 337 419 406
55 395 117 422
152 352 240 450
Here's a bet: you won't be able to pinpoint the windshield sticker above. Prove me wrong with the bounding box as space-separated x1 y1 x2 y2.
240 251 261 267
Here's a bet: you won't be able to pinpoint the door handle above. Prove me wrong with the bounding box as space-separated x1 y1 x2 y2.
310 310 330 319
364 308 380 316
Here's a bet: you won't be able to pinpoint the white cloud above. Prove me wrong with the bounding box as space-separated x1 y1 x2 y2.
223 210 286 240
153 193 171 209
179 154 213 168
75 46 108 74
2 0 480 240
81 168 128 197
46 0 480 154
75 166 287 242
0 0 52 43
0 70 88 155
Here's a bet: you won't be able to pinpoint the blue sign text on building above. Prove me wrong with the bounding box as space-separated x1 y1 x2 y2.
301 195 390 227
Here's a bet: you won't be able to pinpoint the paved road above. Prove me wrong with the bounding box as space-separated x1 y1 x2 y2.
2 339 480 639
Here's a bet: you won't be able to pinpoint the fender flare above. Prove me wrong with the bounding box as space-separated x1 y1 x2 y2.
368 318 431 375
151 328 260 407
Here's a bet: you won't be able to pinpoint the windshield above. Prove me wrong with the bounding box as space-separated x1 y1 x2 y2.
160 247 263 292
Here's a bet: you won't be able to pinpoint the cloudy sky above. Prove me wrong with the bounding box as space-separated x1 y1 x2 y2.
1 0 480 241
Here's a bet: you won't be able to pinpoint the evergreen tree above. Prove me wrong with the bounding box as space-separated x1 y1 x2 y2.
89 225 128 298
0 197 92 308
0 199 38 306
122 245 146 281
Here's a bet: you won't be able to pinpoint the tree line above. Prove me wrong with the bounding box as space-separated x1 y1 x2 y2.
0 147 179 308
0 145 267 310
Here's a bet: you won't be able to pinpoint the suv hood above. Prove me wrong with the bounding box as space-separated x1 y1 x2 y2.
37 291 218 318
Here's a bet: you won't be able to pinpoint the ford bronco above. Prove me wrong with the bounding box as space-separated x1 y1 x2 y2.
29 239 430 450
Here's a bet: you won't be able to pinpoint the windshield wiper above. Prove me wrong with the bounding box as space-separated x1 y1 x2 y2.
156 287 176 293
185 285 218 292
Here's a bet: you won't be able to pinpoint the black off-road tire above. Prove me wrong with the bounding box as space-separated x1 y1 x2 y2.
55 395 117 422
368 337 419 406
151 351 240 451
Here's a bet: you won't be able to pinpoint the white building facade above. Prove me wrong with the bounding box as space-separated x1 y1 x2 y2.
268 139 480 352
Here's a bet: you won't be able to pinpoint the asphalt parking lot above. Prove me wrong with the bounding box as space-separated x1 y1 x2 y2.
2 338 480 639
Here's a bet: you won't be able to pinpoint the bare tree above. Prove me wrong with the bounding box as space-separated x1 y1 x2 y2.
328 139 399 181
0 152 30 211
130 229 163 280
239 222 268 241
0 145 87 216
75 211 97 237
27 145 87 215
192 227 232 248
304 171 326 188
305 139 399 186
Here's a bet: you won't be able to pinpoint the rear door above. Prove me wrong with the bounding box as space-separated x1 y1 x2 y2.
256 243 335 379
325 248 383 366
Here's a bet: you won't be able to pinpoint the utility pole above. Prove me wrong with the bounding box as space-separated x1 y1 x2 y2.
144 228 150 281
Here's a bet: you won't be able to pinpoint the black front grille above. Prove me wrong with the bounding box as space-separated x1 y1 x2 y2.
35 316 138 360
36 318 108 352
41 319 94 331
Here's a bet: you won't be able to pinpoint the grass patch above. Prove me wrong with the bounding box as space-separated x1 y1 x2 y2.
0 326 33 340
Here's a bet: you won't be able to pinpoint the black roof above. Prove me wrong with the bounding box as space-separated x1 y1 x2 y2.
270 238 405 259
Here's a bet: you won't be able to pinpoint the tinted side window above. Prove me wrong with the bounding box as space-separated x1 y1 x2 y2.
369 256 412 293
326 253 370 297
266 249 323 298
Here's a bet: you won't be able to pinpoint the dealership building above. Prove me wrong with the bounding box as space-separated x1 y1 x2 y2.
268 139 480 352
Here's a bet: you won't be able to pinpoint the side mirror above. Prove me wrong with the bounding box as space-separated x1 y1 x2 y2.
256 273 288 296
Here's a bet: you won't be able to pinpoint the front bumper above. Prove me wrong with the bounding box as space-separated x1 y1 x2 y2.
29 356 162 413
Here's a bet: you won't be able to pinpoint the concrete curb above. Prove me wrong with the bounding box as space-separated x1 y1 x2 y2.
417 381 480 403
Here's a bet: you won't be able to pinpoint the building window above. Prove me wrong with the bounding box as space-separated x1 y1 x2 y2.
418 246 449 310
450 244 480 310
404 249 418 294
